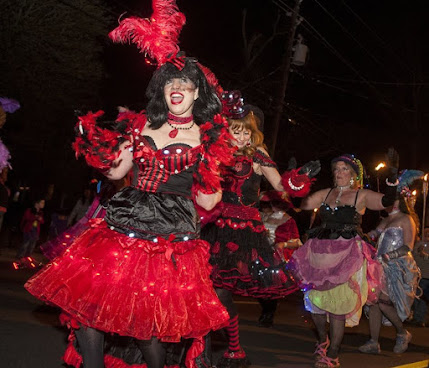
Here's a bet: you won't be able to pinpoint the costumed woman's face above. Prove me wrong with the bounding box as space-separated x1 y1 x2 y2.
333 161 353 187
229 125 251 149
164 77 199 117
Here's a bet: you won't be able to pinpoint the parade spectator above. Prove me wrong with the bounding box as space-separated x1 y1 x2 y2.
16 198 45 263
66 187 94 227
0 167 10 232
411 227 429 327
0 138 12 234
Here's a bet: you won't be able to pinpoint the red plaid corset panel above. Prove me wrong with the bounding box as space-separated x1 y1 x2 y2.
133 135 202 195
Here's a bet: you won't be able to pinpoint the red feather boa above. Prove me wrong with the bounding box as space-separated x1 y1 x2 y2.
192 114 234 196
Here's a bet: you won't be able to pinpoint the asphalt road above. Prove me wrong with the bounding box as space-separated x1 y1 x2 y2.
1 247 428 368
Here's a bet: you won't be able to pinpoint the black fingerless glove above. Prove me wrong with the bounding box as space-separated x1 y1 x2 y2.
381 245 410 262
381 183 397 207
298 160 321 179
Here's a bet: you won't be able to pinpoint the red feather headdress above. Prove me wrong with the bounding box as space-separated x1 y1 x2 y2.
109 0 186 67
109 0 221 91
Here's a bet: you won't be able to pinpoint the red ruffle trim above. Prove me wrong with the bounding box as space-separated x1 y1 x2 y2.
211 267 299 299
214 218 266 233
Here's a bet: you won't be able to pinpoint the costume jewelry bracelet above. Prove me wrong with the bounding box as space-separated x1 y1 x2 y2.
288 178 304 191
385 178 399 186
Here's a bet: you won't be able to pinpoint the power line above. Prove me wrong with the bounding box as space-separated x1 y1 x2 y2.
340 0 414 75
291 69 420 113
272 0 406 111
312 0 389 75
312 74 429 86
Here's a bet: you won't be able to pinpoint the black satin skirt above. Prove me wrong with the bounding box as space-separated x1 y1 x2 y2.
104 187 200 242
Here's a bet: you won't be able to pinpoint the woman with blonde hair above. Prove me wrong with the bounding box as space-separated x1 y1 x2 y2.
291 151 399 368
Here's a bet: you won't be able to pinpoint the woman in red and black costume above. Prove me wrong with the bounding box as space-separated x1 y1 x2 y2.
201 91 320 368
25 2 233 368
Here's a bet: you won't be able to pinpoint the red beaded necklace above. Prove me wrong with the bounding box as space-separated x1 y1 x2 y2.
167 112 194 138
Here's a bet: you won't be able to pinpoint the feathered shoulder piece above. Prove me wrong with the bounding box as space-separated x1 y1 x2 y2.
109 0 186 66
72 111 134 171
193 114 235 195
398 169 423 196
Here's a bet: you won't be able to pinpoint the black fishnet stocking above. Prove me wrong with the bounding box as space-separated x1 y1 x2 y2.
311 313 344 359
311 313 328 343
328 317 345 359
368 304 382 342
137 337 166 368
74 326 105 368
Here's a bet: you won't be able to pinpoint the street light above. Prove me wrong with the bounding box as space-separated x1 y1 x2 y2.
375 162 386 172
409 190 417 209
374 162 386 193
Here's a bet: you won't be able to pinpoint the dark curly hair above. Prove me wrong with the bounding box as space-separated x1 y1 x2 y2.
145 57 221 129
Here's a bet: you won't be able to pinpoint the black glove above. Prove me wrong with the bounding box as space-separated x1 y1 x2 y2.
287 157 297 171
298 160 321 179
385 147 399 184
381 147 399 207
381 245 410 262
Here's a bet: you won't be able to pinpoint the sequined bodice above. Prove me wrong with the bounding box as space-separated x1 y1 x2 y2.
319 204 362 228
222 155 261 207
308 189 362 239
133 135 201 196
377 227 404 256
104 136 202 241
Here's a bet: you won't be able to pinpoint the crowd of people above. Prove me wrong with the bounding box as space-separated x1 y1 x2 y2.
1 1 428 368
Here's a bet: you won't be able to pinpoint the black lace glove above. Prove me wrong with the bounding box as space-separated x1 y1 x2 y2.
298 160 321 179
381 245 410 262
385 147 399 184
287 157 297 171
381 147 399 207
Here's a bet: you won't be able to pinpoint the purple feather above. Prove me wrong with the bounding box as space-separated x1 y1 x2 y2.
0 97 20 113
0 139 11 170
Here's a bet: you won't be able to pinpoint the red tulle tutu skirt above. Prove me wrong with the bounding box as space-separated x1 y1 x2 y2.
25 218 229 342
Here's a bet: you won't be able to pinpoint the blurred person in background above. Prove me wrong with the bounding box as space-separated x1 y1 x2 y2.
410 227 429 327
15 198 45 266
66 187 94 227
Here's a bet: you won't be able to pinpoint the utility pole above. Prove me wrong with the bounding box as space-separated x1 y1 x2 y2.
269 0 303 159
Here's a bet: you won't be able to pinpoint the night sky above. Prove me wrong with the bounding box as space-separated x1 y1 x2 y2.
1 0 429 207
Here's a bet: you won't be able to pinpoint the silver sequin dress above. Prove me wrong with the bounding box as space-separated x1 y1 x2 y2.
377 227 421 321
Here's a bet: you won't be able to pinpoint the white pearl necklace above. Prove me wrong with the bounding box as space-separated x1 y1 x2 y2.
335 185 351 205
388 209 400 216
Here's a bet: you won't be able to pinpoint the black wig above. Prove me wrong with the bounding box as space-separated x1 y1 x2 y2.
145 57 221 129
